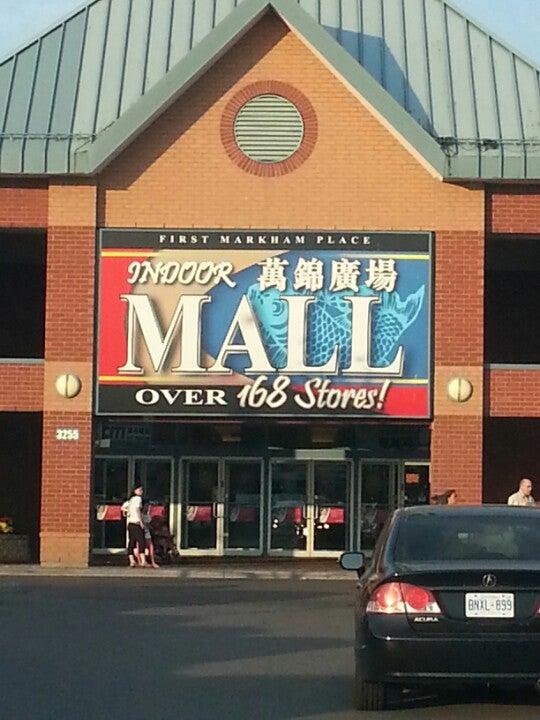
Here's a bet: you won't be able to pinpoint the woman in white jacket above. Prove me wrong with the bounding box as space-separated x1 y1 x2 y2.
122 486 147 567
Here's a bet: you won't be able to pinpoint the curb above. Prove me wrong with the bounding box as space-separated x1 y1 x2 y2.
0 565 351 581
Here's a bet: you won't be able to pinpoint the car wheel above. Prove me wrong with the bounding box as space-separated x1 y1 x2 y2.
353 669 387 711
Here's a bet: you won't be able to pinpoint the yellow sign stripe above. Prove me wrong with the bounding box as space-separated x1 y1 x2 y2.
99 376 429 385
385 254 429 260
101 251 429 260
386 378 429 384
100 376 152 383
341 253 429 260
101 251 158 258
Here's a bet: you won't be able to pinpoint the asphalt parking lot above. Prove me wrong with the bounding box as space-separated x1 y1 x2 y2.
0 577 538 719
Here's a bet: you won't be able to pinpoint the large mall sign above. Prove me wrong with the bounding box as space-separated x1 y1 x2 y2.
96 230 432 418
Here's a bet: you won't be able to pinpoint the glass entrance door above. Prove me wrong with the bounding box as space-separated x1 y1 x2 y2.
181 460 220 554
180 459 263 555
269 461 309 553
224 460 263 554
313 462 350 553
359 462 400 553
92 456 173 554
404 463 430 507
132 457 173 555
269 460 352 557
133 457 173 519
93 457 130 552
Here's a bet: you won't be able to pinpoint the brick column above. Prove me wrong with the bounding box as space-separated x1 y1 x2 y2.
431 230 485 504
40 183 96 566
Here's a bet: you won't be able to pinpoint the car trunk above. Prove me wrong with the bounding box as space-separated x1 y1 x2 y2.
394 562 540 635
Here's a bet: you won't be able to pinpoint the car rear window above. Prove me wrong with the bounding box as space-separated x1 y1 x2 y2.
394 513 540 562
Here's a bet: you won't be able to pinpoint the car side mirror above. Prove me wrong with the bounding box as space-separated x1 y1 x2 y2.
339 551 365 573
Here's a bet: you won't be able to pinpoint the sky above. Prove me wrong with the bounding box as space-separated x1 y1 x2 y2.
0 0 539 64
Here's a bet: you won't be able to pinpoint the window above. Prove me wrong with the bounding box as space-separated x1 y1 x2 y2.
0 412 42 560
0 233 46 358
485 237 540 364
394 513 540 562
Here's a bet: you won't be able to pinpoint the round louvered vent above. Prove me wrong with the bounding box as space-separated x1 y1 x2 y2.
233 94 305 163
221 81 317 176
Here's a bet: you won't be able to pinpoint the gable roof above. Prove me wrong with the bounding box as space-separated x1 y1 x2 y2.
0 0 538 179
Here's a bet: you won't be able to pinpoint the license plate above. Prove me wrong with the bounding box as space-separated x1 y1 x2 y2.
465 593 514 618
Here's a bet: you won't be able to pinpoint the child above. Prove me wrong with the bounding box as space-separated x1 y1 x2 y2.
142 503 159 568
149 515 179 564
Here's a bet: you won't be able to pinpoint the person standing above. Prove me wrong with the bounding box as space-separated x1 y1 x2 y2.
431 489 457 505
142 502 159 569
507 478 535 507
122 486 147 567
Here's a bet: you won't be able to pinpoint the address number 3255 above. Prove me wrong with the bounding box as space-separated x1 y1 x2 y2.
56 428 80 441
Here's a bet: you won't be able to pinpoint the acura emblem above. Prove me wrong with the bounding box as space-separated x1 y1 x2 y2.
482 573 497 588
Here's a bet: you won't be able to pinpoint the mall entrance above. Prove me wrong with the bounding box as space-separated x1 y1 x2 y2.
93 457 173 554
92 451 430 559
179 458 354 558
179 458 264 556
268 459 352 557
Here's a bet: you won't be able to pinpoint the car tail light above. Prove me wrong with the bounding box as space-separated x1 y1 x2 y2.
367 583 405 614
367 582 441 614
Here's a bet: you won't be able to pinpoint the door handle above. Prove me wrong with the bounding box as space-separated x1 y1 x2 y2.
213 502 225 520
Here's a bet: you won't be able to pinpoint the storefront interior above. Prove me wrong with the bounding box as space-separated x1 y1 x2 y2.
92 420 430 560
483 418 540 504
0 412 42 561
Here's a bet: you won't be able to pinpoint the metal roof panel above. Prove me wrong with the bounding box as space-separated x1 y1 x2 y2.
3 43 39 134
0 0 538 178
50 12 87 136
145 0 174 90
276 0 447 175
338 1 362 60
381 0 407 111
358 0 384 85
118 0 151 114
446 10 477 140
192 0 218 45
96 0 131 131
299 1 320 24
26 29 64 136
1 43 39 173
75 0 269 173
215 0 238 27
72 2 107 137
23 29 64 172
319 0 340 42
402 0 433 131
516 58 540 139
168 0 196 69
298 0 540 180
422 0 455 137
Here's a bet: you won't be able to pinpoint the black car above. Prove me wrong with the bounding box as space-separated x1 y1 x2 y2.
340 505 540 711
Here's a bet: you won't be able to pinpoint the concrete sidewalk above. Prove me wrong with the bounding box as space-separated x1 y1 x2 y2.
0 561 352 581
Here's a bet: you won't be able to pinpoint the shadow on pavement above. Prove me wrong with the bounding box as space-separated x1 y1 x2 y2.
2 576 350 608
1 578 537 720
369 685 540 719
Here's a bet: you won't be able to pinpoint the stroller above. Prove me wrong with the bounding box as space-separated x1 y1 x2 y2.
149 516 180 565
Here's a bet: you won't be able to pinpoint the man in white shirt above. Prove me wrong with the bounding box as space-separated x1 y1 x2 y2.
122 486 147 567
507 478 535 507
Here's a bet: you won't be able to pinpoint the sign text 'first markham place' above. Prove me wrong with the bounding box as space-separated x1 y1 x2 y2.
96 230 432 418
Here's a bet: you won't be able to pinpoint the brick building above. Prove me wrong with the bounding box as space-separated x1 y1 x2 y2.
0 0 538 566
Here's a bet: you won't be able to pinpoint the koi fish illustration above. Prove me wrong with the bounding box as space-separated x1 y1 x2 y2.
247 284 425 370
